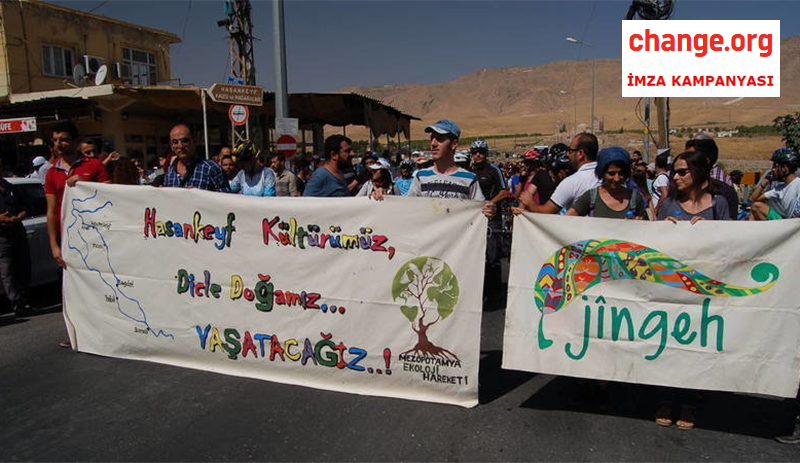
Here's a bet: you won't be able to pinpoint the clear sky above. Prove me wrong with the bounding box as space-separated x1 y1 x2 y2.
54 1 800 92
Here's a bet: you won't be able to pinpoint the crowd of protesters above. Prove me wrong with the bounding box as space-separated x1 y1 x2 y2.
3 117 800 443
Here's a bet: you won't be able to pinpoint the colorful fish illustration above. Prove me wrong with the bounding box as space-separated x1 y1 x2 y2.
533 239 780 349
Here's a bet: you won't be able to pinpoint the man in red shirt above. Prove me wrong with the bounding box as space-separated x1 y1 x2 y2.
45 121 110 268
44 121 109 348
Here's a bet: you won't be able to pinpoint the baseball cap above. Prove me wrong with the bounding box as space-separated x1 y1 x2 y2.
368 159 391 171
32 156 47 167
424 120 461 139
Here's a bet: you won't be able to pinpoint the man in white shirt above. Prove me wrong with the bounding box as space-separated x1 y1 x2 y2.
527 133 601 213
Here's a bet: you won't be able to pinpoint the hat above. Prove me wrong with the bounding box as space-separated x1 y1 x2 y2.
32 156 47 167
424 120 461 139
524 149 542 161
367 158 391 171
595 146 631 178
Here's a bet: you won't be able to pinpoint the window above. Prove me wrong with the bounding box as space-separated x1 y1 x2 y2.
122 47 157 85
42 45 74 78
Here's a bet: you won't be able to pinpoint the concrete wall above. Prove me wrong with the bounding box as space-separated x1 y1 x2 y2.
0 0 179 96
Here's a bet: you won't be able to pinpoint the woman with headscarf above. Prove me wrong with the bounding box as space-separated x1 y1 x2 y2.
566 146 647 219
229 141 276 197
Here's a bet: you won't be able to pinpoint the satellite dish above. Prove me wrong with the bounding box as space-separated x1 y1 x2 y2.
94 64 108 85
72 64 87 86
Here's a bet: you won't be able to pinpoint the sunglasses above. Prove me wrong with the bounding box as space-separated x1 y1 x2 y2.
170 137 192 145
567 147 581 153
672 168 691 177
471 149 488 155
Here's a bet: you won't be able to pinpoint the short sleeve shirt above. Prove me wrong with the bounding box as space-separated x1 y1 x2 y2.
303 167 350 197
406 167 485 200
764 177 800 218
656 195 730 221
44 156 110 234
549 162 602 210
163 158 230 192
571 187 647 219
471 163 506 200
651 172 670 205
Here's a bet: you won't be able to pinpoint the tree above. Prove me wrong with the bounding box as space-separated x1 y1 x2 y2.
392 256 460 360
773 112 800 153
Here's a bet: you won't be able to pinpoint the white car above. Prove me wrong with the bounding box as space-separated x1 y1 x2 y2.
3 177 60 293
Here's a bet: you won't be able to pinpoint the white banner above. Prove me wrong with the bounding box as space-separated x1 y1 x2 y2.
504 214 800 398
62 183 486 407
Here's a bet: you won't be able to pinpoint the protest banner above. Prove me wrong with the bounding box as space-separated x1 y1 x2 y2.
62 183 485 407
504 214 800 398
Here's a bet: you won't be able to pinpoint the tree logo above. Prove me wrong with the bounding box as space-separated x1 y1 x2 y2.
392 256 460 360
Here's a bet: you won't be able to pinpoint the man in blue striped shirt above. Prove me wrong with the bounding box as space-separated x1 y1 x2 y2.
163 124 230 192
405 120 495 219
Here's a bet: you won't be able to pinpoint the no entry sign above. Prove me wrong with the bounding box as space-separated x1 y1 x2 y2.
228 105 249 126
0 117 36 134
276 134 297 157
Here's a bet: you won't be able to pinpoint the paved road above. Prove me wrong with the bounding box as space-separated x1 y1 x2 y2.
2 292 800 461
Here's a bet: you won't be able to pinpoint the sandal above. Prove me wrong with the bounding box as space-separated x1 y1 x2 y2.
655 402 673 427
676 405 696 430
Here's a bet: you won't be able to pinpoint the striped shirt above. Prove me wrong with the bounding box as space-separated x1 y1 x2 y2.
406 167 485 200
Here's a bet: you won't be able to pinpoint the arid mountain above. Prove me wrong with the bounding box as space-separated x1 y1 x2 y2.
338 35 800 139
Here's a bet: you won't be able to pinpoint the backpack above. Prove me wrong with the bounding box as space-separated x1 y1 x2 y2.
588 187 640 218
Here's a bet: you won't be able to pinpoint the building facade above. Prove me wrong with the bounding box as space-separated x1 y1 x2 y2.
0 0 180 97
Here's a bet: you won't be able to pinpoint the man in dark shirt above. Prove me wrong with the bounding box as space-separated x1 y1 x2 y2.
163 124 230 192
0 160 31 317
469 140 508 297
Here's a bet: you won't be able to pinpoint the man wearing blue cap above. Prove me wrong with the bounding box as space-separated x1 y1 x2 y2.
399 120 495 218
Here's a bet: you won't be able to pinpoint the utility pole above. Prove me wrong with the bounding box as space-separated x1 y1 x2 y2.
218 1 258 148
219 0 256 85
272 0 288 120
566 37 595 133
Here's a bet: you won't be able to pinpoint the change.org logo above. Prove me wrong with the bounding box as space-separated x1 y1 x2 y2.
534 239 779 359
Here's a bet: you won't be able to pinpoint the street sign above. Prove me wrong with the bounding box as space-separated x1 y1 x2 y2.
207 83 264 106
275 117 299 137
0 117 36 134
226 76 246 85
276 134 297 158
228 105 249 126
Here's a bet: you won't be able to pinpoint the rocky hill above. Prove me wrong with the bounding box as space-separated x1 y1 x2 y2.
338 35 800 139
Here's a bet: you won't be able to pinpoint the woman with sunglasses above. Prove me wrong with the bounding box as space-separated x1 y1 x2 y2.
656 151 729 223
566 146 647 219
653 150 728 430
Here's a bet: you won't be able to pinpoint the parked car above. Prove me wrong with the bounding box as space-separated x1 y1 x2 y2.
0 178 60 299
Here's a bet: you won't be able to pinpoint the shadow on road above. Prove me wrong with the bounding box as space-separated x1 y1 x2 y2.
520 375 797 438
479 349 536 405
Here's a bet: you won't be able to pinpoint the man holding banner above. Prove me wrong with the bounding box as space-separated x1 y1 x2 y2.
380 119 495 219
525 133 601 214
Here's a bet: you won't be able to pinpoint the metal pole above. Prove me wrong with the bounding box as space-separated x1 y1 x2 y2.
590 58 595 133
643 97 651 163
202 90 209 159
273 0 289 119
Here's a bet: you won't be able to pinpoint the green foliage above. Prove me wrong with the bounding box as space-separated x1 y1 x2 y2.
400 305 419 322
391 256 460 322
773 113 800 153
427 263 459 320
